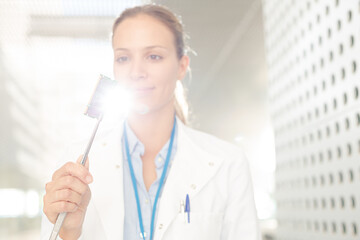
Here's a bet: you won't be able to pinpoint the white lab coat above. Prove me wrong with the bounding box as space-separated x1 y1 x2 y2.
41 118 260 240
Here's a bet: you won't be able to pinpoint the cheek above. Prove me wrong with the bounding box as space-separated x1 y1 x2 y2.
154 71 178 99
151 61 179 87
113 64 130 85
113 64 121 80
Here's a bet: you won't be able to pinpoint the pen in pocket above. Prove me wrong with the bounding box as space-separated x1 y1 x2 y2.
185 194 190 224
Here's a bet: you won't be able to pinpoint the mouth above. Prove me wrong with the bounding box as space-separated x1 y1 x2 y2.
134 87 155 91
132 86 155 96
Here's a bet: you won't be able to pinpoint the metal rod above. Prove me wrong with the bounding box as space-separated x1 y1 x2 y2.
49 115 103 240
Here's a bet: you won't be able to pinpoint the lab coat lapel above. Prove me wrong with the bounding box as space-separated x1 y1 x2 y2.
154 120 224 240
90 123 125 240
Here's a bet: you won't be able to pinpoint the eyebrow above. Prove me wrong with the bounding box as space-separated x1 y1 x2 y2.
114 45 168 51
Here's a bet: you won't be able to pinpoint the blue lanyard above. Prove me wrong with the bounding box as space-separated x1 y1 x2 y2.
123 117 176 240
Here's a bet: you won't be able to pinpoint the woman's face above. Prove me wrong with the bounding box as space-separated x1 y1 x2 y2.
112 14 189 115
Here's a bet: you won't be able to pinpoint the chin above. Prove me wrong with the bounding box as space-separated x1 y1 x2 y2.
130 103 151 115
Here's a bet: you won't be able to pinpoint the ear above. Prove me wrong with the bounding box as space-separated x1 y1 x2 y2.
177 55 190 80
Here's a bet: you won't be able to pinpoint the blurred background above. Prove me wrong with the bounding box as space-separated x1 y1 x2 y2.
0 0 359 239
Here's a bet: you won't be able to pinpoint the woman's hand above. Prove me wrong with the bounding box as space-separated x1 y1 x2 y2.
43 156 93 239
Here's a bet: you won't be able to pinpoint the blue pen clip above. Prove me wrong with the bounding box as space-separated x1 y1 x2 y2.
185 194 190 223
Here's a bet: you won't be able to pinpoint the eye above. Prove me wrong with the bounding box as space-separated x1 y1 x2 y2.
116 56 129 63
147 54 162 61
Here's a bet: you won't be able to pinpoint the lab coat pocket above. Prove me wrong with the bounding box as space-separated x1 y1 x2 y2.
169 212 224 240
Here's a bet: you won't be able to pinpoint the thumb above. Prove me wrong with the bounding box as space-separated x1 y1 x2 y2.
76 155 90 170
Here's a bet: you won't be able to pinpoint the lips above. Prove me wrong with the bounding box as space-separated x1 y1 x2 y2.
132 86 155 96
134 87 155 91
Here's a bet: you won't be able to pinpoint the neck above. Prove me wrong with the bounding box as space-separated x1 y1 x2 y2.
127 102 175 155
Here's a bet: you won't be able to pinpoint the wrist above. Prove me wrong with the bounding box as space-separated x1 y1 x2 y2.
59 228 82 240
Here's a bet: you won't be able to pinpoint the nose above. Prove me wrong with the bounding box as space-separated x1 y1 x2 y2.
130 57 147 81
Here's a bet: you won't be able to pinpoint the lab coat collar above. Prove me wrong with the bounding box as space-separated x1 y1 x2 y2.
153 118 224 240
90 116 224 240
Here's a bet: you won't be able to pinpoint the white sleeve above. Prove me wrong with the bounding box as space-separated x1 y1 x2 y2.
220 152 261 240
40 211 58 240
40 212 85 240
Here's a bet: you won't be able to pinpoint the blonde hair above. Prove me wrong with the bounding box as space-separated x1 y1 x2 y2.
112 4 190 124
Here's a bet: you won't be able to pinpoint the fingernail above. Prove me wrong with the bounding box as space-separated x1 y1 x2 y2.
86 175 93 183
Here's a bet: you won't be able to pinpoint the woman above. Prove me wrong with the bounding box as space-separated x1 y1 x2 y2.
41 4 260 240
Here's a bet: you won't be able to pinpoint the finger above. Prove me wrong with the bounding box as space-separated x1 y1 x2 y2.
76 155 89 170
49 201 79 214
43 200 79 224
52 161 92 184
47 188 82 205
48 175 89 196
43 202 57 224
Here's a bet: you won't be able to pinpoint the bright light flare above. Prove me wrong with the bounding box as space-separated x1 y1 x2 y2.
101 84 134 120
85 75 135 121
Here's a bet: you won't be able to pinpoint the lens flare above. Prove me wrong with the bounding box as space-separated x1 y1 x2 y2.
102 84 134 120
